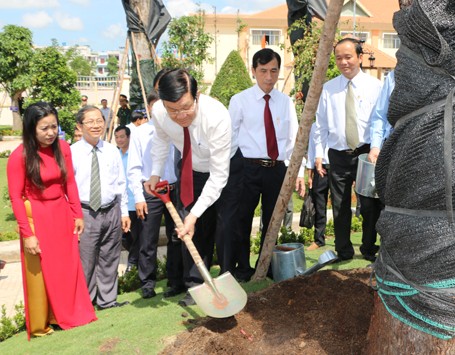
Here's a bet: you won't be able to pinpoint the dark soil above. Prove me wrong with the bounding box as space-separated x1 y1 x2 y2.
162 269 374 354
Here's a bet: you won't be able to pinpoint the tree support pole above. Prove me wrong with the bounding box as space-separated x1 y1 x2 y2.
252 0 345 281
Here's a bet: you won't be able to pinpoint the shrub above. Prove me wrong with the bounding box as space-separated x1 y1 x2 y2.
0 302 25 342
210 50 253 108
117 266 141 294
0 150 11 158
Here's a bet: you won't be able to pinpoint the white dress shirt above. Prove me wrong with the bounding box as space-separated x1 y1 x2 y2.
229 84 299 161
127 120 177 204
71 138 128 217
306 123 329 169
314 71 382 158
151 94 235 218
370 70 395 149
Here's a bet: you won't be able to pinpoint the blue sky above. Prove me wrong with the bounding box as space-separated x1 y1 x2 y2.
0 0 285 52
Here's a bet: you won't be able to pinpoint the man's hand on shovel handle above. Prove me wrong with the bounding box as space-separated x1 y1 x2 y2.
144 175 160 195
177 213 197 240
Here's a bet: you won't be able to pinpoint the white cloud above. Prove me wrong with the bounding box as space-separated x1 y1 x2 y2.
69 0 90 6
103 23 124 40
0 0 59 9
55 11 83 31
22 11 53 29
165 0 198 17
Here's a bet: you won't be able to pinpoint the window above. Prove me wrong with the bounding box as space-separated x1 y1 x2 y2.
340 31 369 43
383 33 401 49
251 30 281 46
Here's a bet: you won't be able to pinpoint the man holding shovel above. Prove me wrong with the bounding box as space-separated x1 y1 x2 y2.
144 69 243 307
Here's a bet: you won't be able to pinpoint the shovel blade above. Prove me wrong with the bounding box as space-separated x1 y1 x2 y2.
188 272 247 318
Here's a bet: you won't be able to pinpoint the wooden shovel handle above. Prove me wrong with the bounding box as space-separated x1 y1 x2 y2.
164 201 203 265
150 180 203 265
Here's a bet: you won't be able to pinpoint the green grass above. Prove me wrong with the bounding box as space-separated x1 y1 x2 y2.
0 159 18 239
0 232 373 353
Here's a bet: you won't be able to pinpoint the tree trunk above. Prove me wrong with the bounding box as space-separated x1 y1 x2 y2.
11 92 22 131
364 293 455 354
252 0 345 281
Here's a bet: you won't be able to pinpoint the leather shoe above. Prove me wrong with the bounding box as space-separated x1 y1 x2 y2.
307 242 321 251
333 255 353 263
178 292 196 306
97 301 129 311
142 288 157 299
163 286 186 298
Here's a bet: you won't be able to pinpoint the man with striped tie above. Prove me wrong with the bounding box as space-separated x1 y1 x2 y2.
71 106 131 310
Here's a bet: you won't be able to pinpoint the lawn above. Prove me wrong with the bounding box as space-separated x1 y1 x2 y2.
0 232 373 354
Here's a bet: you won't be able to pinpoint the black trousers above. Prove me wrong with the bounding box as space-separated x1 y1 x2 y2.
311 165 330 247
125 210 140 267
328 147 382 259
138 185 184 291
214 149 244 275
236 160 287 278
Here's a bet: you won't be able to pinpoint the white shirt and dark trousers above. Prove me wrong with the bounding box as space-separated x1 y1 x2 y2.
314 71 382 260
151 95 243 288
127 121 184 296
229 85 300 280
71 138 128 308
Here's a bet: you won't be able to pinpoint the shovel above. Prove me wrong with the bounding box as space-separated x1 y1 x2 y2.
151 180 247 318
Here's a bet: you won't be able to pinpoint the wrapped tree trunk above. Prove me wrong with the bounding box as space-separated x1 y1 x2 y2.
364 294 455 354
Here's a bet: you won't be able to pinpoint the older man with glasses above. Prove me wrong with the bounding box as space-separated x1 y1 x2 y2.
71 106 131 310
144 69 243 306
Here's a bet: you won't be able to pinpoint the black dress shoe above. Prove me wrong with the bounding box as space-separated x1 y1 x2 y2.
142 288 157 299
333 256 354 263
178 292 196 306
97 301 130 311
163 286 186 298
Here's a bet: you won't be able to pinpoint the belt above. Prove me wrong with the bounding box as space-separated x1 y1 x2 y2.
81 198 117 212
244 158 285 168
341 144 370 156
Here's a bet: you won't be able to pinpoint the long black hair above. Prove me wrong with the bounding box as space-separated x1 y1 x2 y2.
22 102 67 190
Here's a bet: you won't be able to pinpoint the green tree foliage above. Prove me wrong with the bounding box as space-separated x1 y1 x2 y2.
68 54 94 76
289 19 341 114
209 50 253 108
160 10 213 86
106 56 119 76
27 45 80 138
0 25 34 130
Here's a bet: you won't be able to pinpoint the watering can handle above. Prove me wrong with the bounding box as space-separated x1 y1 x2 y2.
150 180 203 265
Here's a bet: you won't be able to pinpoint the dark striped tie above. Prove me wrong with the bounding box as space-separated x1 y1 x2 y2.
89 147 101 211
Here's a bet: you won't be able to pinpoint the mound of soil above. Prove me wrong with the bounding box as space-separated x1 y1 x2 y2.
162 269 374 354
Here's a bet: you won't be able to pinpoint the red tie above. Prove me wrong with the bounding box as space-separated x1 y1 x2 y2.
180 127 194 207
264 94 278 160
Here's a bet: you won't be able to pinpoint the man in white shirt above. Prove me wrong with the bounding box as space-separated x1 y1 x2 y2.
229 48 304 281
100 99 113 138
71 106 131 310
127 90 185 299
144 69 243 306
314 38 382 262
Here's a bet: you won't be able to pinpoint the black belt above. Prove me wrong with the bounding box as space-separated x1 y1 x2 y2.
341 144 370 156
244 158 285 168
81 199 117 212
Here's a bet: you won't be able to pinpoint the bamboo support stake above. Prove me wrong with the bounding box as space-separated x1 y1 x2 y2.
252 0 345 281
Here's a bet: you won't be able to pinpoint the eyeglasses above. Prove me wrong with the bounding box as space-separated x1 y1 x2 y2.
82 119 104 127
165 100 197 117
